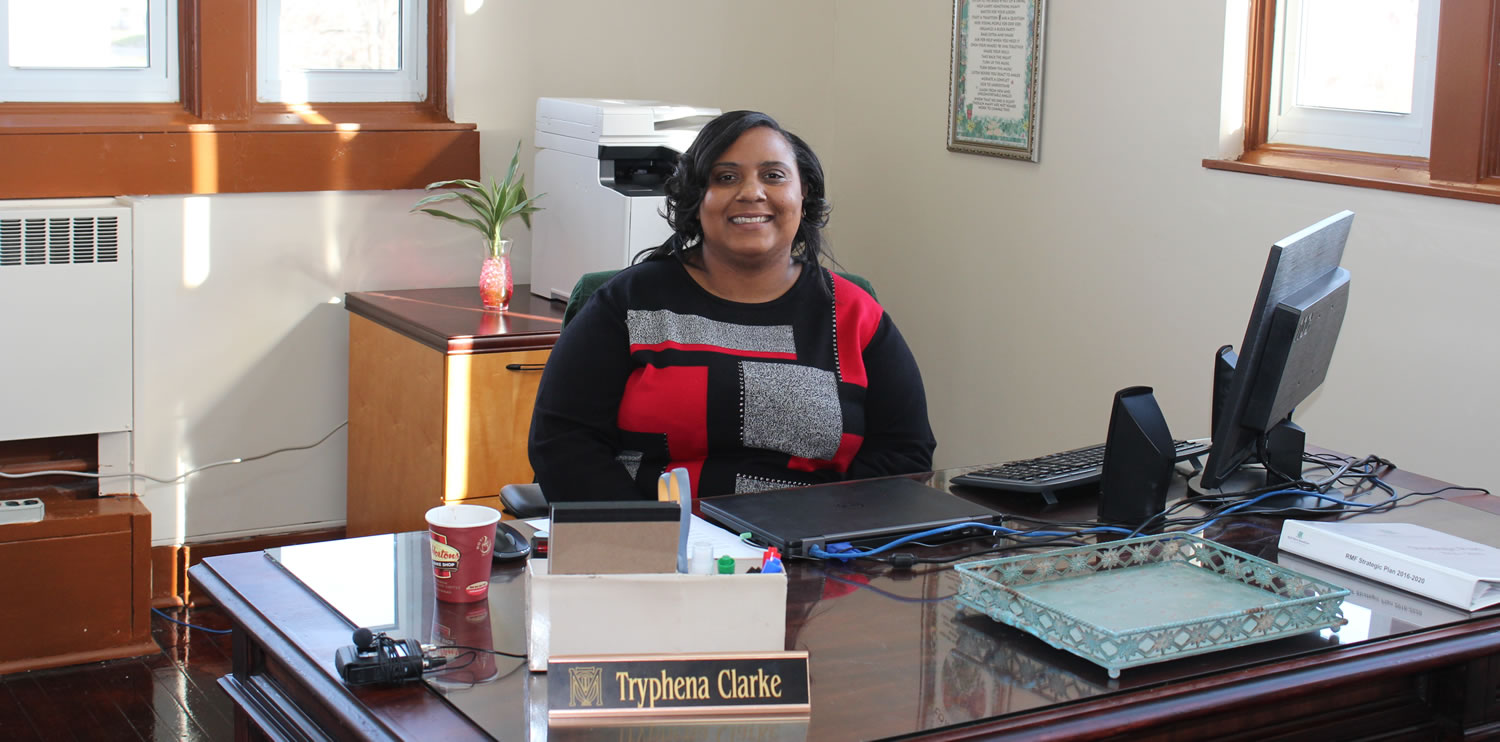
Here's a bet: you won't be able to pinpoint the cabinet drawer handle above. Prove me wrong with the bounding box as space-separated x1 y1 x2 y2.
506 363 547 371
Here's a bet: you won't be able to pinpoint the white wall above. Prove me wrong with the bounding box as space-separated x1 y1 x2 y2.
449 0 839 282
120 192 474 544
123 0 841 545
825 0 1500 492
11 0 1490 546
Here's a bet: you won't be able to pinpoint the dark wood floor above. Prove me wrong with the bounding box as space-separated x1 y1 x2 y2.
0 606 236 741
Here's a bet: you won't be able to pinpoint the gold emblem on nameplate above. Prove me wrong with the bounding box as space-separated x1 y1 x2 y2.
569 666 603 707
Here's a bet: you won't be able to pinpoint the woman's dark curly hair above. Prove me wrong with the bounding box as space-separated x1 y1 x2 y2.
637 110 831 267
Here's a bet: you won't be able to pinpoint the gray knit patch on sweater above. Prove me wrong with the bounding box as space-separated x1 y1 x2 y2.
627 309 795 354
734 474 806 494
740 361 842 461
615 450 643 479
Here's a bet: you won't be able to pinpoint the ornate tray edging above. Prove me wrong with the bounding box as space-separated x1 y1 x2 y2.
954 533 1350 678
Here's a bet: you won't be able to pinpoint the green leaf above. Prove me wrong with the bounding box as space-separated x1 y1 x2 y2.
453 191 495 228
489 177 505 216
423 178 485 191
416 208 487 235
411 139 543 243
504 141 522 191
499 184 520 219
409 191 463 211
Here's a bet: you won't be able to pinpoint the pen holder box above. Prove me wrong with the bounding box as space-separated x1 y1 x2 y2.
525 559 787 672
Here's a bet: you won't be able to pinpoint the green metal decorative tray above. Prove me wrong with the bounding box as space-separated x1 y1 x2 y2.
954 533 1349 678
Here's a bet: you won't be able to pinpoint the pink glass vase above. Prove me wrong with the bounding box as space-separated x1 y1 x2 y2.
479 246 513 311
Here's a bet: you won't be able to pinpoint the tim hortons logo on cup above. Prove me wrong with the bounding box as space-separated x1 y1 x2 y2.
430 534 461 578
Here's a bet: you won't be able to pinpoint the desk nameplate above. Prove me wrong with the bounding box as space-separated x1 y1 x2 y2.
548 652 810 719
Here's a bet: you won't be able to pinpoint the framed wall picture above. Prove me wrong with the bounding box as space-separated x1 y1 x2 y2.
947 0 1048 161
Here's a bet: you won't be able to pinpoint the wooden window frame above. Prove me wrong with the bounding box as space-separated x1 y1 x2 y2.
0 0 477 199
1204 0 1500 206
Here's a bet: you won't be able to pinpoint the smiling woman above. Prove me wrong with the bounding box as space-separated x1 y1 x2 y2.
693 126 808 300
0 0 476 198
528 110 937 505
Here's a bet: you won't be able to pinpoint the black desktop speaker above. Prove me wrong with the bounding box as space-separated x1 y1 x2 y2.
1097 386 1176 531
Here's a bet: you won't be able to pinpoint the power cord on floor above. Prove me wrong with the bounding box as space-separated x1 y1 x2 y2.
0 421 348 485
151 607 232 634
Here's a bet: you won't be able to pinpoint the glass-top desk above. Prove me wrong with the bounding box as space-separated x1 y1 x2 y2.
190 465 1500 740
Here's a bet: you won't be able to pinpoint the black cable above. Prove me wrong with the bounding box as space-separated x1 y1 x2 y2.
441 643 526 659
428 650 479 673
1256 433 1302 486
906 540 1092 565
804 454 1487 567
426 652 529 688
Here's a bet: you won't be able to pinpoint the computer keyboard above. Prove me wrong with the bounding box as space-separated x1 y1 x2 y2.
951 439 1211 502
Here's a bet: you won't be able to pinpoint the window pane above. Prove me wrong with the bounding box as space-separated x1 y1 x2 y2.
1295 0 1419 114
8 0 148 68
278 0 400 71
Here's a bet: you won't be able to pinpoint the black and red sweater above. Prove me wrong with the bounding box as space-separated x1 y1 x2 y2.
528 258 936 502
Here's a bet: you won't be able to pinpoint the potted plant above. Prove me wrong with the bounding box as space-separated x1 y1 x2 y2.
412 141 544 310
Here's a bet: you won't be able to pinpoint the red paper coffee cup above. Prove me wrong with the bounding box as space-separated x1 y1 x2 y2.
426 504 501 603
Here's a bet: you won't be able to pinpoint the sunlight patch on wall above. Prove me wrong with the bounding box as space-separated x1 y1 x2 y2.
444 355 473 503
189 126 219 194
319 191 344 276
1217 0 1251 159
174 453 188 546
182 196 212 288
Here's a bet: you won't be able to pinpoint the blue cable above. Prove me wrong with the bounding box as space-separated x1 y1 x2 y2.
151 607 232 634
807 483 1401 561
1187 488 1384 535
807 521 1135 560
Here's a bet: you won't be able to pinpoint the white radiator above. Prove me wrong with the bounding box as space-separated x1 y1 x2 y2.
0 202 133 443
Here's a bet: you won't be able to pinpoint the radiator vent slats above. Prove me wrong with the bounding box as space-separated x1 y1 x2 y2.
0 215 121 266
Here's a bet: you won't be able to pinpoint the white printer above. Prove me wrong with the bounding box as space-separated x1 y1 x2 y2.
530 98 721 302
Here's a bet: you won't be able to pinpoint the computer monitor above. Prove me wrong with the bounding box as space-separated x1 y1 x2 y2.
1190 210 1355 504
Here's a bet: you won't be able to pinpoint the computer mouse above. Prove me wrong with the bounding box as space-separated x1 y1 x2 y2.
492 521 532 561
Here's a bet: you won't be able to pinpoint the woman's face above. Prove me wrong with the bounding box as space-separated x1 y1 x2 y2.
698 126 806 266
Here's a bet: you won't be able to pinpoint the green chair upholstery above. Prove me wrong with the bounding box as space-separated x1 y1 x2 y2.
561 268 877 329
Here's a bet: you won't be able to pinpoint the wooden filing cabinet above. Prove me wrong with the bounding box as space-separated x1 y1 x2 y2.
345 286 567 537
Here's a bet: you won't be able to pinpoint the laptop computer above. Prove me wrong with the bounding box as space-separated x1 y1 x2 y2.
698 476 1003 557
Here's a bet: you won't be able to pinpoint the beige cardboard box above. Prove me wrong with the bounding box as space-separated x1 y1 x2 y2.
525 559 787 672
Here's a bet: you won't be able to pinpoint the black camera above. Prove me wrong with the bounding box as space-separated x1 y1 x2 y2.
334 628 447 686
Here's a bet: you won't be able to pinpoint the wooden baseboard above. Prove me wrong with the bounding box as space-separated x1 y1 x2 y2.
151 526 346 608
0 639 161 676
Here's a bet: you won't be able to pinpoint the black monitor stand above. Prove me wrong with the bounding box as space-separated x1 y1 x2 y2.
1186 421 1337 511
1187 352 1340 513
